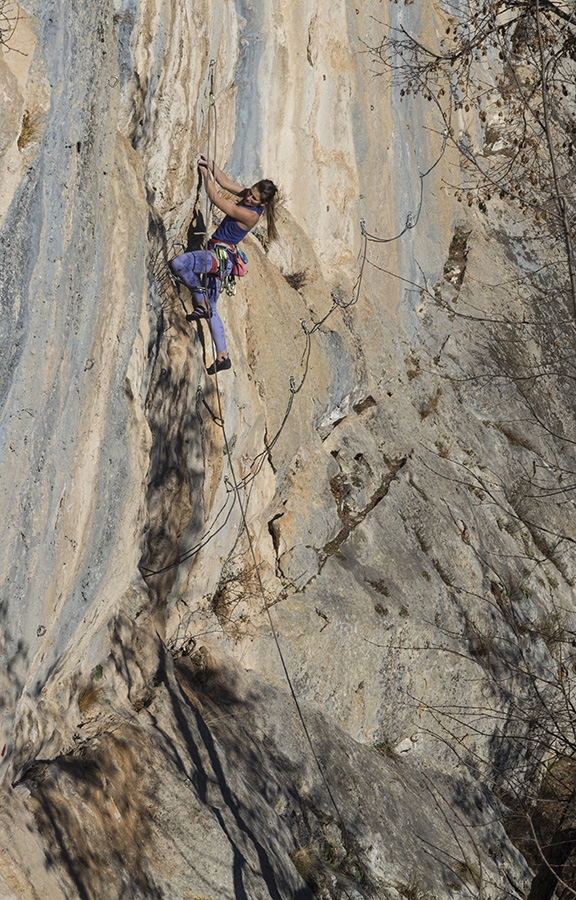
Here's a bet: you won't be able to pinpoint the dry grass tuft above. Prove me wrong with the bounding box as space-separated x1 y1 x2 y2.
17 110 43 151
291 845 323 887
78 685 102 714
284 269 308 291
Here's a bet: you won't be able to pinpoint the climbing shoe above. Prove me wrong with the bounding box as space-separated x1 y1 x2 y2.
186 306 211 322
206 357 232 375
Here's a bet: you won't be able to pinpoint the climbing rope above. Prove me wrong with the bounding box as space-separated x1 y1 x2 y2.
361 126 448 245
146 58 356 844
141 64 458 889
162 77 455 534
146 112 445 577
221 408 349 834
139 478 237 577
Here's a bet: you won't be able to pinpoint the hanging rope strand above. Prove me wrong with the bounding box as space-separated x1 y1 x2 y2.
186 60 352 839
145 225 370 574
150 108 442 575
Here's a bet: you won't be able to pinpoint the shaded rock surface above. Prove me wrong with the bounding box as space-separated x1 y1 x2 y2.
1 1 575 898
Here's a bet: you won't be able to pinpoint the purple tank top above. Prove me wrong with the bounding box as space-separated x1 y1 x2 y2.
211 204 263 245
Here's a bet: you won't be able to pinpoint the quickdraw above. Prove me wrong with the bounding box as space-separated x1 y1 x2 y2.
213 244 237 296
210 241 249 297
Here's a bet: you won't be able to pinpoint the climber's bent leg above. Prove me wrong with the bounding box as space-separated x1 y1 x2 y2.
170 251 218 307
173 252 231 371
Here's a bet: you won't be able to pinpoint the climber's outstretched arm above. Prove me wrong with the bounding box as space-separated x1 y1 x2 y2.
199 163 259 230
199 155 244 196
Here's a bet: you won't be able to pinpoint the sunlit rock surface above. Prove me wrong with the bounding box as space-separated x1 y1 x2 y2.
1 1 574 898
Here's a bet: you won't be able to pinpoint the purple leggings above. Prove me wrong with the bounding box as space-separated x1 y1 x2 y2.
170 250 232 354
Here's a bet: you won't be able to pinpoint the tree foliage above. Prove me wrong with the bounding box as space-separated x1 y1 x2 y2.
368 4 576 898
370 0 576 315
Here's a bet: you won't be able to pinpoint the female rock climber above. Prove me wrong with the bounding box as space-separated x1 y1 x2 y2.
170 155 278 374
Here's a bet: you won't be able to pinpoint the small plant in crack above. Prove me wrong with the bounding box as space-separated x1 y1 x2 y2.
283 269 308 291
375 738 398 759
532 610 567 654
465 615 496 661
419 387 442 420
291 845 323 889
366 578 390 596
443 225 471 290
17 110 44 151
210 552 262 635
293 831 368 892
397 874 438 900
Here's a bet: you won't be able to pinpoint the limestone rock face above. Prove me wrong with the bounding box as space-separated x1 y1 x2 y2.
1 1 575 898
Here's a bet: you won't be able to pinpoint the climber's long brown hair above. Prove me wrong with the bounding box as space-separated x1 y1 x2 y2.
243 180 279 242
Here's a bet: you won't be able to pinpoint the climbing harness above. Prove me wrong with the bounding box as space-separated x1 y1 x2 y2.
206 241 249 297
211 244 236 296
